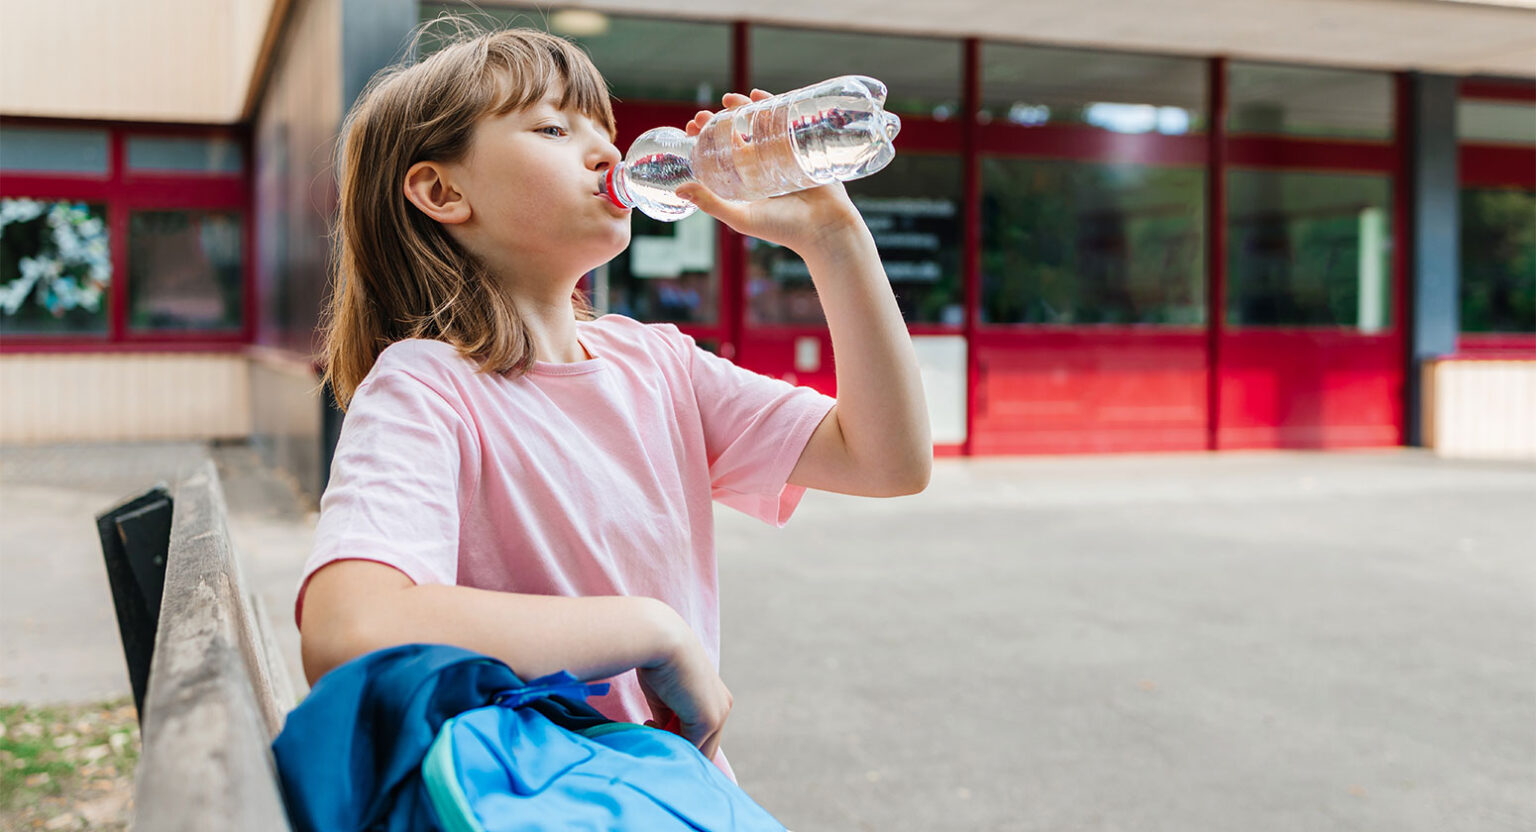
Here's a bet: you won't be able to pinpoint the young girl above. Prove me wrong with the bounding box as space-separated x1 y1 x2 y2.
296 25 931 778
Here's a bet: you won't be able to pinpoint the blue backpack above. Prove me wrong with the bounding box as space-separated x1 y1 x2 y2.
272 644 785 831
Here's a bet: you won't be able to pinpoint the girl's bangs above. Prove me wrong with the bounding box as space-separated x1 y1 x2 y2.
484 40 615 138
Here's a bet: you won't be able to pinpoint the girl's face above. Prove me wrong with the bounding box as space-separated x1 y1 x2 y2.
447 94 630 293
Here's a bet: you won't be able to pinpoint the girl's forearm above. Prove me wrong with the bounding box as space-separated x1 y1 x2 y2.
800 221 932 490
301 562 684 685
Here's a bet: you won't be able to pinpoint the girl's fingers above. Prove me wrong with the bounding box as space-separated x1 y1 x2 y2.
700 727 722 761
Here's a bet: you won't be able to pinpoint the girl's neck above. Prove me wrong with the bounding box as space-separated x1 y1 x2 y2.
512 292 589 364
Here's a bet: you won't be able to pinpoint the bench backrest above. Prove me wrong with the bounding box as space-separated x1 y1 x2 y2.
127 458 297 830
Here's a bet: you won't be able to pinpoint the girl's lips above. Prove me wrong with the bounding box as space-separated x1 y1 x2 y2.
595 193 630 215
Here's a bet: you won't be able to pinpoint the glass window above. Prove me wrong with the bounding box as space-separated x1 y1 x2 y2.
748 154 963 326
751 27 961 118
127 135 244 175
598 211 718 324
1461 188 1535 333
128 211 243 332
981 44 1206 134
420 5 730 105
1228 63 1393 140
1226 170 1392 329
0 198 111 336
0 126 110 175
1457 99 1536 145
980 160 1205 325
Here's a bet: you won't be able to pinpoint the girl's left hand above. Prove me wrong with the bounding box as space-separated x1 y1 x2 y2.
675 90 865 256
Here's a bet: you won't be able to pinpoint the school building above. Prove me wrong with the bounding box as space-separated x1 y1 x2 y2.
1 0 1533 499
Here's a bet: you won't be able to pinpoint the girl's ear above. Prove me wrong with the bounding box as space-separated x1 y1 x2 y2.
404 161 471 224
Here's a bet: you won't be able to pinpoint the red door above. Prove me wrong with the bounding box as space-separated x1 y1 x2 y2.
1214 71 1407 450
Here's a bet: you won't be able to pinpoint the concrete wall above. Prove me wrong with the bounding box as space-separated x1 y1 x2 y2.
0 353 251 443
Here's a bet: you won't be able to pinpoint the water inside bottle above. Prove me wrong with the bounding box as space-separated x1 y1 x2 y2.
609 76 902 221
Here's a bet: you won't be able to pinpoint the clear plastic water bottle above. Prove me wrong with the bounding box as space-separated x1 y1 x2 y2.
598 75 903 222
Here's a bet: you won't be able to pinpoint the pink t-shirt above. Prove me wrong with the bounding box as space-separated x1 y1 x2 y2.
297 314 835 770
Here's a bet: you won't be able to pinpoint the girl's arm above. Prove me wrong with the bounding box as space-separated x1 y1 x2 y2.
676 91 932 499
300 559 734 758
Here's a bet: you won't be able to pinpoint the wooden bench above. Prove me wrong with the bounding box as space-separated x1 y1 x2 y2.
97 458 297 830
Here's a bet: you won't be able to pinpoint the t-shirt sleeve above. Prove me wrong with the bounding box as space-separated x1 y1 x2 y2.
669 327 837 527
296 363 476 624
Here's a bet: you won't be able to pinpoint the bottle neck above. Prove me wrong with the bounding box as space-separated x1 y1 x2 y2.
599 165 632 209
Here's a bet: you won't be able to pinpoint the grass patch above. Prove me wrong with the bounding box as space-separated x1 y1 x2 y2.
0 699 139 830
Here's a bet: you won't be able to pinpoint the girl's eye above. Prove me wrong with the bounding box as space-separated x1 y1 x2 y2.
538 126 567 137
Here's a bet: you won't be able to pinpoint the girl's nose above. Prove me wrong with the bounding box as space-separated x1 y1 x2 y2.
590 138 621 171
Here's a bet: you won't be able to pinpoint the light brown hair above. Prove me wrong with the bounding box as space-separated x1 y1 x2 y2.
320 21 616 410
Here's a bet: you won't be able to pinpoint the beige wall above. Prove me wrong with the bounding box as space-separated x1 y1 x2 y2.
2 0 1531 127
494 0 1536 77
1425 359 1536 460
0 353 252 443
0 0 277 122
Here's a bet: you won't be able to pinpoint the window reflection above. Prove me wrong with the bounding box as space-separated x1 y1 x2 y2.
0 127 110 175
1226 171 1392 329
1461 188 1536 333
0 198 110 336
749 154 963 326
751 26 961 119
1457 100 1536 146
980 160 1205 325
600 211 718 324
981 44 1207 134
1228 63 1393 140
128 211 243 332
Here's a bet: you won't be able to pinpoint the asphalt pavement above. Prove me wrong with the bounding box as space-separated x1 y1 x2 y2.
2 443 1532 831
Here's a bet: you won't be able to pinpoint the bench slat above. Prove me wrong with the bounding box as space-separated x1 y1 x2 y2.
133 459 293 830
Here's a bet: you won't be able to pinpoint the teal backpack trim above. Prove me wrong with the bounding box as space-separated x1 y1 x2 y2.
422 716 483 832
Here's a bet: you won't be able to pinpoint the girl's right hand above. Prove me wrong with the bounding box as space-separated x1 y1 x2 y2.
635 604 733 760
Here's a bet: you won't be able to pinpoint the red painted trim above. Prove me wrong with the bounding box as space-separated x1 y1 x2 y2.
969 328 1209 455
892 118 963 153
728 20 750 360
108 130 128 341
978 122 1206 166
1207 57 1227 451
962 38 981 457
1454 332 1536 358
1227 136 1396 174
244 131 258 345
1460 79 1536 103
974 325 1207 342
933 443 964 458
1460 144 1536 189
612 102 710 149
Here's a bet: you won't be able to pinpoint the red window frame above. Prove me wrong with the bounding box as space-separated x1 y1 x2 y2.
0 116 254 353
1455 79 1536 359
